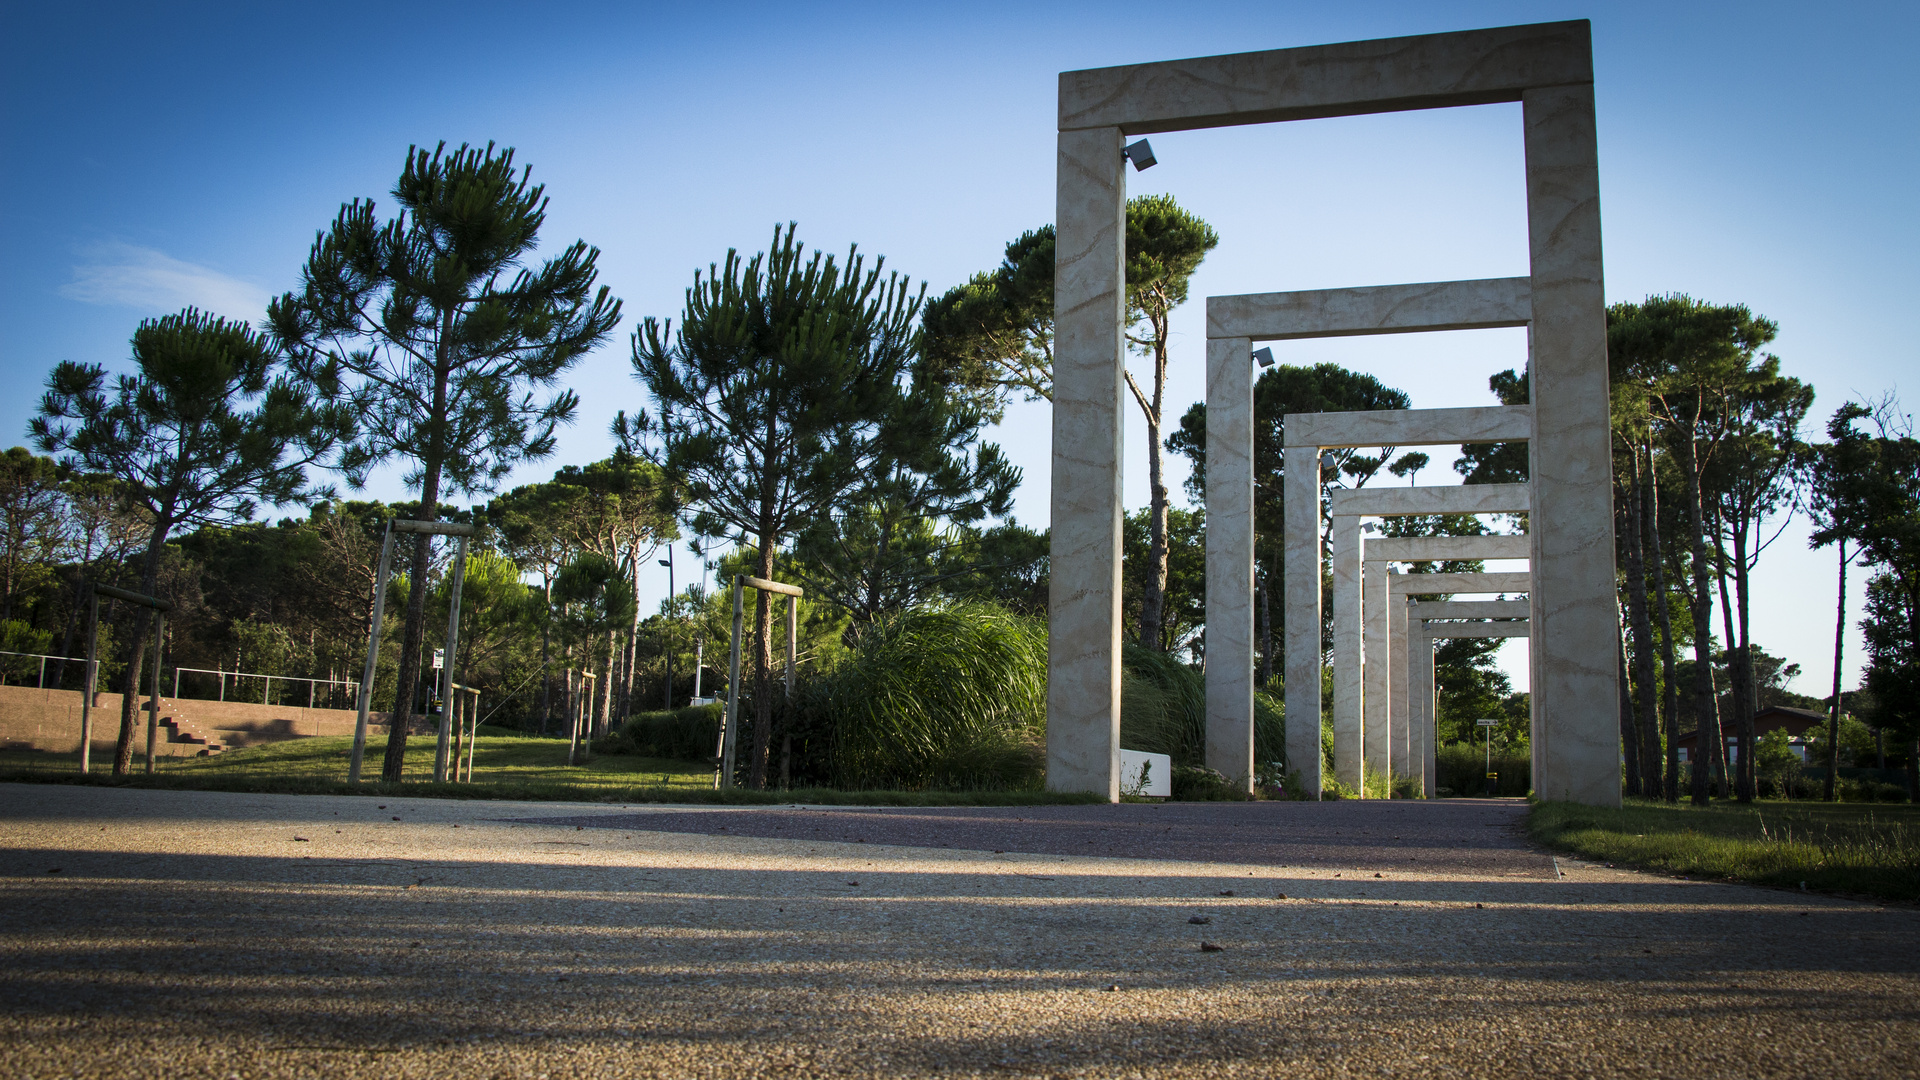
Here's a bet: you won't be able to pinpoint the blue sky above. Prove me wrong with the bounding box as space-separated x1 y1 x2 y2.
3 1 1914 695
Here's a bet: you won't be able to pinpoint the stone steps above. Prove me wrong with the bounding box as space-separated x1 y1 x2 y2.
157 706 228 755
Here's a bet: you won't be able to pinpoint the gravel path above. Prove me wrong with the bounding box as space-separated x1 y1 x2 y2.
2 783 1916 1079
523 799 1557 878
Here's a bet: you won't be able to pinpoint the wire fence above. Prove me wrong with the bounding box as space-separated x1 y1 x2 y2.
171 667 361 710
0 650 90 690
0 651 362 711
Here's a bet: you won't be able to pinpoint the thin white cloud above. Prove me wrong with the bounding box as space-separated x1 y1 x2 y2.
60 241 271 323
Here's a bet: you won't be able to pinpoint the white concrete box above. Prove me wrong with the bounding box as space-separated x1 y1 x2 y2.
1120 749 1172 798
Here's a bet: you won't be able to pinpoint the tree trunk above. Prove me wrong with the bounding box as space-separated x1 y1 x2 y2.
1136 336 1172 652
1729 512 1760 801
627 541 643 719
1826 540 1847 801
381 460 442 781
1681 439 1721 805
1710 520 1751 801
1618 629 1640 797
1623 464 1662 797
747 537 776 789
113 518 171 775
538 581 553 737
1256 570 1273 687
1645 459 1681 802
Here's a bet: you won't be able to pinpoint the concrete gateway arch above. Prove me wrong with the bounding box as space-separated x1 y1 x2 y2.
1047 20 1618 806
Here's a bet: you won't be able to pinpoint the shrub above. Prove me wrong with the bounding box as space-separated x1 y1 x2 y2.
1436 741 1531 796
1171 764 1249 801
812 602 1047 791
595 704 723 760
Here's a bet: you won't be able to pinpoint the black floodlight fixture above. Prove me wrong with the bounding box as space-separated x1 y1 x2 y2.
1123 138 1157 171
1320 451 1338 468
659 559 671 567
1252 346 1275 368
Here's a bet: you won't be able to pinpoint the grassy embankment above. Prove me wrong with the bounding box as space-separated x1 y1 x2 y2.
0 727 1101 806
1530 797 1920 904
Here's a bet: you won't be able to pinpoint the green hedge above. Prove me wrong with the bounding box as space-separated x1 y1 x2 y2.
1436 741 1531 797
595 704 723 761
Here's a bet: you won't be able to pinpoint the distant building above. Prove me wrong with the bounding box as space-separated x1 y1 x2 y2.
1674 705 1827 764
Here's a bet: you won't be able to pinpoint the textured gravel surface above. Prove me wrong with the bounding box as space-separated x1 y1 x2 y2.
2 783 1917 1079
523 799 1557 877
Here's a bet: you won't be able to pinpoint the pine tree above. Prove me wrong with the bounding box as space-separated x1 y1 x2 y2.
270 142 621 781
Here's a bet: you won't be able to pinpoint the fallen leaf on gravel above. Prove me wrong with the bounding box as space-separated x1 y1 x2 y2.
1189 916 1211 924
1275 893 1288 900
46 868 60 874
1199 941 1223 952
293 837 309 842
1218 890 1235 896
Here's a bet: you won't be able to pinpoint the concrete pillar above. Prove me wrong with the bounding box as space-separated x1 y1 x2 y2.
1524 82 1620 807
1047 125 1127 800
1283 445 1323 797
1331 514 1363 792
1363 560 1391 782
1204 336 1255 790
1410 623 1435 798
1388 589 1410 791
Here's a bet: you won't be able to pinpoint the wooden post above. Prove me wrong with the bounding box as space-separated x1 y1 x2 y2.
78 588 99 774
449 685 465 784
464 688 480 781
145 610 164 775
720 576 744 789
782 594 797 789
434 534 470 783
349 523 395 784
566 668 581 766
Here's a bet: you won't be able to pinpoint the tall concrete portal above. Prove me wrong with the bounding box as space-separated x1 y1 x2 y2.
1056 20 1618 804
1351 529 1531 788
1410 612 1533 796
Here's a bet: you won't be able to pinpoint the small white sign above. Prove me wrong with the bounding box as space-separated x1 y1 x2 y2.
1475 718 1498 726
431 648 445 670
1120 748 1172 798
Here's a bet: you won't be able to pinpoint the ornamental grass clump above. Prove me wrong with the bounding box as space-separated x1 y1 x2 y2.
816 602 1046 791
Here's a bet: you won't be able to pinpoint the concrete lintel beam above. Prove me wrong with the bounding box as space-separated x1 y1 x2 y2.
1208 278 1530 341
1330 483 1530 517
1060 21 1592 134
1419 623 1531 640
1389 571 1530 595
1285 405 1532 449
1364 534 1531 562
1409 599 1531 620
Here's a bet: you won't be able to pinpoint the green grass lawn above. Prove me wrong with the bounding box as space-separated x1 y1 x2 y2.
0 729 1100 806
1530 797 1920 904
